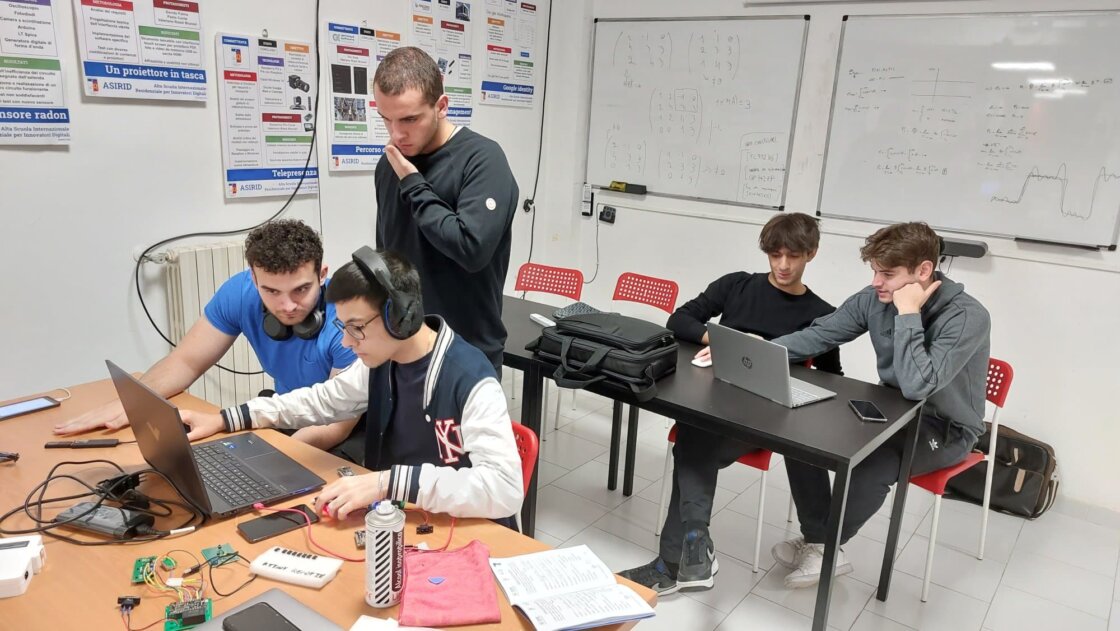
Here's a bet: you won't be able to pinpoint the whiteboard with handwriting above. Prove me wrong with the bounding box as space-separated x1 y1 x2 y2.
586 17 809 208
820 13 1120 248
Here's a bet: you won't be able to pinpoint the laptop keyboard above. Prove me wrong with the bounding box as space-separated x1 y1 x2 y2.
553 301 603 319
790 387 818 407
194 442 277 507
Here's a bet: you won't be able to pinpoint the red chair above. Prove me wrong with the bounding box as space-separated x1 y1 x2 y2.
512 263 585 438
911 358 1013 601
613 272 680 314
657 425 775 573
609 273 679 495
511 422 539 496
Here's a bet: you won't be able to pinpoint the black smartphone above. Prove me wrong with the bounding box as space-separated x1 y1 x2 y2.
0 396 60 421
222 602 302 631
849 399 888 423
236 505 319 544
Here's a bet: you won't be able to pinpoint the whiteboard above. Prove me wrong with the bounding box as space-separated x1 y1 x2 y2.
820 13 1120 249
586 17 809 208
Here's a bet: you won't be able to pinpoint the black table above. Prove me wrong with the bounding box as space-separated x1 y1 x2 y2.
502 296 923 631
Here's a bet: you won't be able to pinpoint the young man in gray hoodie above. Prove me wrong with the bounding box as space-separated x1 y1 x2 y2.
768 222 991 588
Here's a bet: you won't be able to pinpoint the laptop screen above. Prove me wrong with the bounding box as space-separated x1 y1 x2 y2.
106 360 212 515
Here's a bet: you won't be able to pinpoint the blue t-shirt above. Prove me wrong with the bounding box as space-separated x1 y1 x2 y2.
203 269 356 394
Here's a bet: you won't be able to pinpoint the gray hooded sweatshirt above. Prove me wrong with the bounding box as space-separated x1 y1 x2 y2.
771 273 991 441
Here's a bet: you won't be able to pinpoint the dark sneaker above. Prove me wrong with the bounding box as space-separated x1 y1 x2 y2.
618 557 679 595
677 528 719 591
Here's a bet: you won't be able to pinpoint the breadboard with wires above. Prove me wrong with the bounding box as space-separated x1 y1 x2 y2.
164 598 211 631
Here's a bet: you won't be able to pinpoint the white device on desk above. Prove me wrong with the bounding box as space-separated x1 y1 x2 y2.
529 313 555 327
0 535 46 598
249 546 343 589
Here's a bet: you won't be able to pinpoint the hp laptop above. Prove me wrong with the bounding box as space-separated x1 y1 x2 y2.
707 323 836 408
107 361 324 518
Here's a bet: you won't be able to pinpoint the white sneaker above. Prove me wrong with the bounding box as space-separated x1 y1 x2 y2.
771 536 810 570
783 543 853 589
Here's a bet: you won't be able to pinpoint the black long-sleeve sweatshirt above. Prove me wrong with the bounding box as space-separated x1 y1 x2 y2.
375 127 519 372
667 271 843 375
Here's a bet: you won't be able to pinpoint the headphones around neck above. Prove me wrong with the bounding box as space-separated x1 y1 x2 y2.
351 246 424 340
262 285 327 341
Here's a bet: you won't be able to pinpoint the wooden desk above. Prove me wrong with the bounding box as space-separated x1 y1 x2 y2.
0 380 655 630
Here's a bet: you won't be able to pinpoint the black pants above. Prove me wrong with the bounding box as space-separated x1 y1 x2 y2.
659 423 762 563
787 415 976 546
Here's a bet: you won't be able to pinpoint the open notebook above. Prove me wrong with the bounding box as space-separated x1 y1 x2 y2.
489 545 655 631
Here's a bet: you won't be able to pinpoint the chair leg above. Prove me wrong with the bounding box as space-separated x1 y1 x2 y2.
511 370 518 400
922 495 942 603
787 495 795 523
655 440 673 536
553 386 564 431
754 472 767 573
979 428 999 560
571 390 578 411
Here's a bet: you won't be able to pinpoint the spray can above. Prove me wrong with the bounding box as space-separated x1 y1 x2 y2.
365 501 405 608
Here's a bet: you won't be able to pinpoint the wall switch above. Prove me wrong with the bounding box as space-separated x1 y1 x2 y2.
599 205 616 224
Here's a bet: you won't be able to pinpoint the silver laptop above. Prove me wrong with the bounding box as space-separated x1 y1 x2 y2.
108 360 324 518
707 323 836 408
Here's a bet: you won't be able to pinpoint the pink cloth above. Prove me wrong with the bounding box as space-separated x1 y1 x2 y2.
398 540 501 627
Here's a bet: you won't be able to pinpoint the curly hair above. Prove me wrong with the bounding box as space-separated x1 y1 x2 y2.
244 219 323 274
372 46 443 106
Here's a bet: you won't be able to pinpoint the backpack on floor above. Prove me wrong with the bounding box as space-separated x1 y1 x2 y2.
945 422 1059 519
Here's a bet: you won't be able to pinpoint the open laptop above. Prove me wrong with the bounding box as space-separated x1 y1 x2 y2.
707 323 836 408
107 360 324 518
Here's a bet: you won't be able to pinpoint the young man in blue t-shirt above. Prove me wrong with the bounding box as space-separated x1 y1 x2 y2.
54 220 360 454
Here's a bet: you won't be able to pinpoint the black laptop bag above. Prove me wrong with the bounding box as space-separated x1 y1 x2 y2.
526 312 678 402
945 422 1060 519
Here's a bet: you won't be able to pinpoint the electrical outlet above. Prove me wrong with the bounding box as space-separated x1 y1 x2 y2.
599 205 616 224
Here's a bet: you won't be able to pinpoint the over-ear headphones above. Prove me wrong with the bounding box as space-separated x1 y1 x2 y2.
262 286 327 341
351 246 423 340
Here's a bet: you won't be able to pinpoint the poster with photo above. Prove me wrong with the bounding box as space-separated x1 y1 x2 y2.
73 0 207 101
0 0 71 144
412 0 473 127
325 21 400 171
215 32 318 198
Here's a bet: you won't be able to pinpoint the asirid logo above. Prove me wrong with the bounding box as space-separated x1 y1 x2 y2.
104 81 133 91
741 356 753 369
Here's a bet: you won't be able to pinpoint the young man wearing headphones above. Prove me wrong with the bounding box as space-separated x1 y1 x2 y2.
54 220 361 455
179 247 523 523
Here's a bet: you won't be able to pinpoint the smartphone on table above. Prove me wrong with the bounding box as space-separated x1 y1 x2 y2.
848 399 888 423
0 396 60 421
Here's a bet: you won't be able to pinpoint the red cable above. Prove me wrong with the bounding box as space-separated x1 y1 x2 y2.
251 503 364 562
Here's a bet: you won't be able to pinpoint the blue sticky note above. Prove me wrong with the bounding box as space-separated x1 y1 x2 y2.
428 576 445 585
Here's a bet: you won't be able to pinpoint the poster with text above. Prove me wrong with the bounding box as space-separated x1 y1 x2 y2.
215 32 318 198
73 0 207 101
480 0 535 107
325 22 399 171
412 0 473 127
0 0 70 144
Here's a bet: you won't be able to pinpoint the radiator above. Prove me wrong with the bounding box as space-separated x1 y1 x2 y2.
166 241 272 409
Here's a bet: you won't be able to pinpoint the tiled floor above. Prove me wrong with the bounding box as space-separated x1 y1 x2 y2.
503 376 1120 631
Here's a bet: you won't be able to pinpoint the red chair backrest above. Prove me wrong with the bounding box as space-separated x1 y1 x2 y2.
612 272 679 313
515 263 583 301
510 422 539 496
986 358 1013 409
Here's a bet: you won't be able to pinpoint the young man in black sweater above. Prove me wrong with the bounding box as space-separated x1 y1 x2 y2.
620 212 842 595
372 46 519 376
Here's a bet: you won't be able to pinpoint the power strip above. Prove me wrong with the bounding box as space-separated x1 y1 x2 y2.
248 546 342 589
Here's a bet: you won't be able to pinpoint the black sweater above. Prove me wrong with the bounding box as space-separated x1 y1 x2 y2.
667 272 843 375
375 127 519 372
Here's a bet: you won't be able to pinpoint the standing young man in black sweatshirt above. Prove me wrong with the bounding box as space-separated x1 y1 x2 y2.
620 212 842 595
372 46 519 376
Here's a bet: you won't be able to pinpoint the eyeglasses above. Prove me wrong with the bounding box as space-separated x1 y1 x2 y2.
333 314 381 340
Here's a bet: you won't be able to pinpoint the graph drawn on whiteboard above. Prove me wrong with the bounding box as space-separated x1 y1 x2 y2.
819 13 1120 248
587 17 809 208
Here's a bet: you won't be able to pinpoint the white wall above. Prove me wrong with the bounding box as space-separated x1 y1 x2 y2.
529 0 1120 514
0 0 549 399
